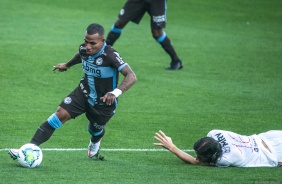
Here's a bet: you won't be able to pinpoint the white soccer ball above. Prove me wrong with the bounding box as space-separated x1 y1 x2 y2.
17 143 43 168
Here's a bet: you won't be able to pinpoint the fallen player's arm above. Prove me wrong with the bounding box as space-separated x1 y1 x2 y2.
154 130 201 165
167 143 200 165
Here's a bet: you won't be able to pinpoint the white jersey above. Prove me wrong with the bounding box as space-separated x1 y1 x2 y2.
207 130 278 167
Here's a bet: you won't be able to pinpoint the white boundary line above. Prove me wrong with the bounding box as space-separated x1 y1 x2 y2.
0 148 194 152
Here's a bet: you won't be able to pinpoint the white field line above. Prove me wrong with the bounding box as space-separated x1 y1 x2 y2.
0 148 194 152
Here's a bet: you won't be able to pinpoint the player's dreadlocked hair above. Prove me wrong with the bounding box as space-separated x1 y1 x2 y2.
193 137 222 165
86 23 104 37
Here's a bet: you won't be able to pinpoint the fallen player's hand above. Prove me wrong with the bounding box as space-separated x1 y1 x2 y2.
154 130 174 150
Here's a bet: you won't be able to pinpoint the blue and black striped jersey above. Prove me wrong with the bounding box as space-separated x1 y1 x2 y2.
78 43 128 106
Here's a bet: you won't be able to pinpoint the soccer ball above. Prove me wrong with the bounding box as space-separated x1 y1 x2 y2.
17 143 43 168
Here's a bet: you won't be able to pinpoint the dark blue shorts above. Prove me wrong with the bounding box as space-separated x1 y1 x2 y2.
118 0 167 29
59 86 115 126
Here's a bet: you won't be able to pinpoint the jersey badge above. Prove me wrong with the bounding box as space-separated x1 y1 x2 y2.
95 57 103 65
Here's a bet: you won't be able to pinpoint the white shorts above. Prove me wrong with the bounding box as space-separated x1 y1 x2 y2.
259 130 282 162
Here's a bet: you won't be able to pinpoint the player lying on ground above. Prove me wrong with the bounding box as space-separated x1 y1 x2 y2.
154 130 282 167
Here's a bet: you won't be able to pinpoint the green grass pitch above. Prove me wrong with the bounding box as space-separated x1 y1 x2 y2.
0 0 281 183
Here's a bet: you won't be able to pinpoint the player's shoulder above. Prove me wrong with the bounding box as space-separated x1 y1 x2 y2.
104 45 115 52
207 129 233 138
79 43 87 55
104 45 119 56
103 45 125 62
207 129 222 136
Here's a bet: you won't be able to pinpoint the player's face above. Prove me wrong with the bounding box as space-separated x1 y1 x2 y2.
84 32 105 55
196 154 211 164
196 154 205 163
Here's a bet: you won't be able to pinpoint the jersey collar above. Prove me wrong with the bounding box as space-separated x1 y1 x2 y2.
91 42 106 59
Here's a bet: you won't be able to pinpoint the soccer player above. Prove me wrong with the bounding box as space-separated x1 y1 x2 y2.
154 130 282 167
106 0 183 70
9 23 137 160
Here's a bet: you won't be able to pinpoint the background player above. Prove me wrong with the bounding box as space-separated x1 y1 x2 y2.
9 23 137 160
154 130 282 167
106 0 183 70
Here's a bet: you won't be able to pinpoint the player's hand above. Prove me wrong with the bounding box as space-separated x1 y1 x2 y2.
100 92 116 106
154 130 174 150
53 63 68 72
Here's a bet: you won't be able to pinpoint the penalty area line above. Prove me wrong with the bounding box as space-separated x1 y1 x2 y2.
0 148 194 152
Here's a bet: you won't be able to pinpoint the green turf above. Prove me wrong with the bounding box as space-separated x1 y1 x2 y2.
0 0 282 183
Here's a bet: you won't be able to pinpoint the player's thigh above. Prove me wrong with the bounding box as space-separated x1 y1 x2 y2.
59 87 87 119
259 131 282 161
148 0 167 28
119 0 146 24
86 106 115 131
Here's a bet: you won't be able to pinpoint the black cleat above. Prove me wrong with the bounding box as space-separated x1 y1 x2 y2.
8 149 19 160
90 150 105 161
166 60 183 70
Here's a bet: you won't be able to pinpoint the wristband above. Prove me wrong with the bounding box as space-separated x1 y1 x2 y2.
110 88 122 98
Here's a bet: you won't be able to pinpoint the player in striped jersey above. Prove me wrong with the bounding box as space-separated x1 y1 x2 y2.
9 23 137 160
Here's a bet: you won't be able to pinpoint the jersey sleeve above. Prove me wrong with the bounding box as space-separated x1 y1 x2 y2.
108 51 128 71
216 157 232 167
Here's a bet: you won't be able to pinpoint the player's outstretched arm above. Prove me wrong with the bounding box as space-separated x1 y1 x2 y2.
53 52 81 72
154 130 201 165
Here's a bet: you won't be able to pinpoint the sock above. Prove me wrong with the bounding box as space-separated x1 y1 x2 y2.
156 33 179 63
88 128 105 143
30 121 55 146
106 25 122 46
106 32 121 46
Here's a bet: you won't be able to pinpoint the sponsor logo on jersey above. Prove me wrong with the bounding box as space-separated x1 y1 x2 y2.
80 83 84 90
79 83 89 96
96 57 103 65
113 52 125 65
64 97 72 104
252 137 259 152
222 147 230 153
83 61 102 77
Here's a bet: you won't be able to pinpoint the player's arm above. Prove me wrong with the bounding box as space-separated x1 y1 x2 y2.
100 65 137 105
154 130 202 165
53 52 81 72
117 65 137 92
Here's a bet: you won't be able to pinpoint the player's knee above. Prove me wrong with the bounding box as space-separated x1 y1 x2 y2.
114 19 127 29
152 29 164 39
154 31 167 43
54 107 71 123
